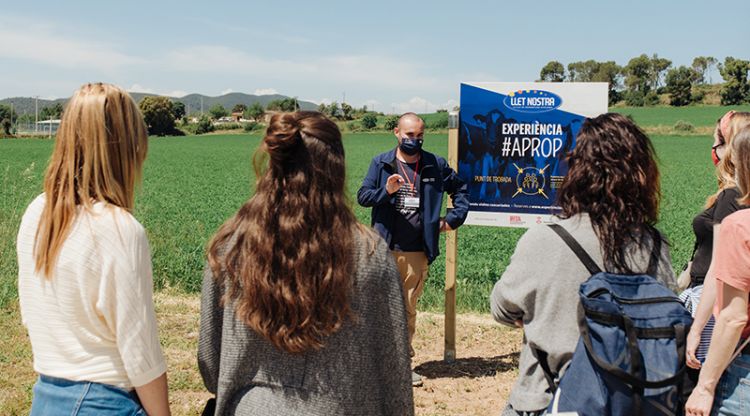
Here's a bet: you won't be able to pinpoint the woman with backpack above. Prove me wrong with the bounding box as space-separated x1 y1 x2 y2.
685 126 750 415
198 111 413 415
490 113 677 416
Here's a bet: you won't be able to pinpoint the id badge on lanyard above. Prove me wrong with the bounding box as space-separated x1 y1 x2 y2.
397 158 420 205
404 196 419 209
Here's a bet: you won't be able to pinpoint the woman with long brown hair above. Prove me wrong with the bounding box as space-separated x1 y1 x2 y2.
490 113 677 416
198 111 413 415
17 83 170 415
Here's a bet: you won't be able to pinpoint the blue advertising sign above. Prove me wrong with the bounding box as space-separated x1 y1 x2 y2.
458 82 608 227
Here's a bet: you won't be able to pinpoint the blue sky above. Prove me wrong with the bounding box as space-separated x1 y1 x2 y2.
0 0 747 113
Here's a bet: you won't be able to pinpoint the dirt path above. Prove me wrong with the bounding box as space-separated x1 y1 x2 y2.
0 292 522 415
411 312 521 415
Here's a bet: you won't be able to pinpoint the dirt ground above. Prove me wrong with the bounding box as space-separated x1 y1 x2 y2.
411 313 522 416
0 291 522 415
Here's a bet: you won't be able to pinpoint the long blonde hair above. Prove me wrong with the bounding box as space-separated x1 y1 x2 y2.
706 111 750 208
35 83 148 277
733 126 750 206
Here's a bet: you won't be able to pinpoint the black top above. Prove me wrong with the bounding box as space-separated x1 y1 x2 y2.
690 187 747 286
392 161 423 252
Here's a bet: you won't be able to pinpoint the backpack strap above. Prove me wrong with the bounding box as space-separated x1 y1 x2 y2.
646 231 662 276
532 348 557 393
548 224 602 275
550 224 663 277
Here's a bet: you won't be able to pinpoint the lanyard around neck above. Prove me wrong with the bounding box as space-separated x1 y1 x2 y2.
397 158 419 192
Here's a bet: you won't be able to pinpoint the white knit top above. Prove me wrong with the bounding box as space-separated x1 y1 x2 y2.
17 194 166 389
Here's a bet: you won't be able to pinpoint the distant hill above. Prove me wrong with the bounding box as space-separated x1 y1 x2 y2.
0 92 318 115
0 97 68 116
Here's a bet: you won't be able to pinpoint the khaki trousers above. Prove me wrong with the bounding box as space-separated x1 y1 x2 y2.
391 251 429 357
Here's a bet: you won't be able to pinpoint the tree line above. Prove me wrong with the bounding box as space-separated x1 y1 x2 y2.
4 54 747 136
539 55 750 106
135 96 384 136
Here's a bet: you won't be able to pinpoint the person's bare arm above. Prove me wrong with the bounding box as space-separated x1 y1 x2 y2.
686 224 721 369
135 372 171 416
686 282 748 415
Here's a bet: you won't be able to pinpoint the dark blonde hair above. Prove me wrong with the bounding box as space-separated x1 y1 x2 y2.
706 112 750 208
732 126 750 206
35 83 148 277
207 111 359 353
558 113 661 273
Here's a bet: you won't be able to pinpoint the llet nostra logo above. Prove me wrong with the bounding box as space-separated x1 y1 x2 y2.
503 90 562 113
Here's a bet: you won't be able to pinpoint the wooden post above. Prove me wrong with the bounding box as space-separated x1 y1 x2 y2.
444 111 459 362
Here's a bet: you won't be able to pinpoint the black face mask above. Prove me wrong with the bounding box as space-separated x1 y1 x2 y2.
399 137 423 155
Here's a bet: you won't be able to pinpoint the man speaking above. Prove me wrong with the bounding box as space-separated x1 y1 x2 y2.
357 112 469 386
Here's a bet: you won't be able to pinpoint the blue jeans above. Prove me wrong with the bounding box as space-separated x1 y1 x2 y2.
712 353 750 416
30 374 145 416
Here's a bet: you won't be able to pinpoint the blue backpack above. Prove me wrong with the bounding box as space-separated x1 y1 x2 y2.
541 224 693 416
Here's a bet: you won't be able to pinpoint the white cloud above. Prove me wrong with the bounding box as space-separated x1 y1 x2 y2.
127 84 188 98
254 88 278 96
307 97 331 105
0 15 455 109
170 90 189 98
220 88 234 95
460 72 506 83
390 97 459 114
128 84 153 93
442 99 460 111
158 46 447 93
391 97 432 114
180 17 311 46
314 55 434 90
0 17 142 71
362 99 381 112
161 46 314 75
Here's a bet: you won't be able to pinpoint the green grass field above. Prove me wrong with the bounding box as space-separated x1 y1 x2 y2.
0 113 718 312
613 104 750 127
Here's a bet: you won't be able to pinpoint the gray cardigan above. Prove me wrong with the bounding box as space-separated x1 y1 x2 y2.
490 214 676 412
198 231 414 416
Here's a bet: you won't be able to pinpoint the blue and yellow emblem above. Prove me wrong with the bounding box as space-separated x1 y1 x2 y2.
512 164 549 199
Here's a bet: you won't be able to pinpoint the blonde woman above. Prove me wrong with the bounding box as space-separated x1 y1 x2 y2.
17 83 170 415
686 112 750 371
686 126 750 415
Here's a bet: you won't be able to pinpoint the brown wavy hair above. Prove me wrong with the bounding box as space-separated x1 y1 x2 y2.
557 113 660 274
207 111 359 353
35 83 148 277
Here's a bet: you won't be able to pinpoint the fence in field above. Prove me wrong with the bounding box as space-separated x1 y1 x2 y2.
13 120 60 137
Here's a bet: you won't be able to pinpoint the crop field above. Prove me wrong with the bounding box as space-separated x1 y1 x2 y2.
613 104 750 128
0 106 730 413
0 107 721 312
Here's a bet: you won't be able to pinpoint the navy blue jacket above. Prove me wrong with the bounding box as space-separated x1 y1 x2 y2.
357 148 469 264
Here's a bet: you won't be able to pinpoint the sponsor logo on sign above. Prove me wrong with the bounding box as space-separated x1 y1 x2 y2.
503 90 562 113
